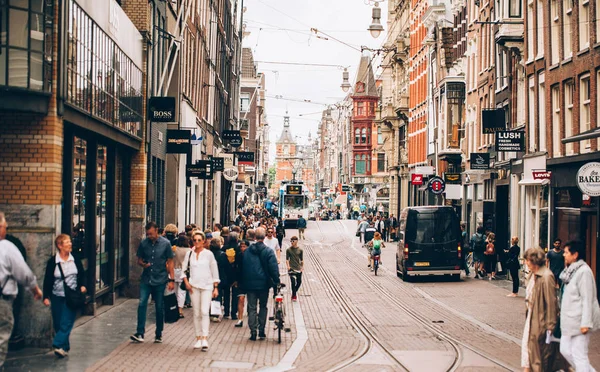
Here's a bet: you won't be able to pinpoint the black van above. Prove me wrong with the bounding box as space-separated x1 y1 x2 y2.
396 206 462 281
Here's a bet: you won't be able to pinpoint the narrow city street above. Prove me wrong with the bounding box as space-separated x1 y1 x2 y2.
5 220 599 372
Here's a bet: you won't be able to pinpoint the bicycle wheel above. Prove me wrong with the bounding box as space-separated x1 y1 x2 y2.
374 261 378 276
276 309 283 344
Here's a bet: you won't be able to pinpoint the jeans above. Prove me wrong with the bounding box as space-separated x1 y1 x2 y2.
290 273 302 297
136 282 166 337
50 295 76 351
0 298 14 368
223 286 239 318
509 266 519 294
190 288 212 337
246 290 269 335
560 333 596 372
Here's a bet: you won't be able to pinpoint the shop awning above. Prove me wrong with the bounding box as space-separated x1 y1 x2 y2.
518 178 550 186
562 127 600 143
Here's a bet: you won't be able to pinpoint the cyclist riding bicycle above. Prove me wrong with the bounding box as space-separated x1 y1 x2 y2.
363 223 376 267
367 232 385 271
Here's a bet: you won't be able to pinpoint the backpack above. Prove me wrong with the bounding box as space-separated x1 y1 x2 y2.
373 240 382 251
473 233 486 253
225 248 236 264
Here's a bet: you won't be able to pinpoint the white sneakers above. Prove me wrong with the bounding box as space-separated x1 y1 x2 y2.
194 339 209 351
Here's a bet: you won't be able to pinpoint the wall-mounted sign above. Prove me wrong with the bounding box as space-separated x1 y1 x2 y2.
119 96 143 122
470 153 490 170
186 160 212 180
223 168 239 181
233 182 245 191
482 109 506 134
166 130 191 154
411 174 423 185
577 162 600 196
148 96 176 122
212 157 225 172
532 170 552 180
427 176 446 195
444 173 461 185
236 152 255 165
414 166 435 176
496 131 525 152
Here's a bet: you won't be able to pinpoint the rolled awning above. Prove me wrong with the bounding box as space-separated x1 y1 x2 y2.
518 178 550 186
562 127 600 144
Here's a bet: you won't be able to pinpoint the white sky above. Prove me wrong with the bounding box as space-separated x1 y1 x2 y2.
242 0 388 161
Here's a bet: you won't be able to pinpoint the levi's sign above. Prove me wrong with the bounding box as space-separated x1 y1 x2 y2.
148 97 176 122
532 171 552 180
495 131 525 152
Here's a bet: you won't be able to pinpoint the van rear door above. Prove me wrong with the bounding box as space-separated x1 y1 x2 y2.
405 209 460 268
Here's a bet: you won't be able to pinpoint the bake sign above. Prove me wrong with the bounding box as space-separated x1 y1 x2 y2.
577 162 600 197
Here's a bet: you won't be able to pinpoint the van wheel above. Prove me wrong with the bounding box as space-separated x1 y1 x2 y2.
402 269 411 282
396 260 401 278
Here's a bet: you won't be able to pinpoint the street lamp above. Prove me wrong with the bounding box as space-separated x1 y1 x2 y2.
341 68 351 92
368 2 384 39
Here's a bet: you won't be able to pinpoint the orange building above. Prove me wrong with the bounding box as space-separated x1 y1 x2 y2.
274 114 297 191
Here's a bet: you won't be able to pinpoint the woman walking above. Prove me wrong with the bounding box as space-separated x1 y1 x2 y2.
522 247 566 372
484 233 497 280
505 237 521 297
234 239 250 327
173 235 191 318
182 231 220 350
43 234 86 358
559 240 600 371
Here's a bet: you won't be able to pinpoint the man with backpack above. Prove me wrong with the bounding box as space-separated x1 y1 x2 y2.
470 225 486 279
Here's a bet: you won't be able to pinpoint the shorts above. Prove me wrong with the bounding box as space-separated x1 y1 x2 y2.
371 250 381 258
473 252 483 263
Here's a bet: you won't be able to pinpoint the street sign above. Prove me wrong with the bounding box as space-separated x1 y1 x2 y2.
427 176 446 195
470 153 490 170
496 131 525 152
411 174 423 185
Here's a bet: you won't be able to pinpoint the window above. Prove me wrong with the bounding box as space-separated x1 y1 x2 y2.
355 128 360 144
550 0 559 64
355 155 365 174
357 102 365 116
551 85 561 157
539 73 546 152
361 128 367 143
565 81 574 155
377 126 384 144
240 93 250 112
527 0 534 60
509 0 522 17
528 76 536 151
0 0 51 90
536 0 544 57
579 0 590 50
580 74 591 152
563 0 572 58
377 153 385 172
366 155 371 172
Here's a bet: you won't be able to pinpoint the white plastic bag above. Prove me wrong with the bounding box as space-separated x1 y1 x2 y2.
210 300 222 316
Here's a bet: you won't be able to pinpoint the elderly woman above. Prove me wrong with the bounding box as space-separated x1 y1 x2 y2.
521 247 565 372
43 234 86 358
182 231 220 351
559 240 600 371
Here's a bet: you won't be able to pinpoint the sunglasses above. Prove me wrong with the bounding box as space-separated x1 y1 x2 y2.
291 239 298 242
193 239 203 242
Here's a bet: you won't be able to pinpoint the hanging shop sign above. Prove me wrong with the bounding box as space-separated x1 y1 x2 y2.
427 176 446 195
223 130 243 148
212 157 225 172
342 184 351 192
411 174 423 185
444 173 462 185
223 167 239 181
148 96 176 122
482 109 506 134
166 130 191 154
186 160 212 180
577 162 600 196
470 153 490 170
236 152 255 165
532 170 552 180
495 131 525 152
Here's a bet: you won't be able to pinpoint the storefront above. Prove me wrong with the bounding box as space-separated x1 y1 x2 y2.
518 154 550 252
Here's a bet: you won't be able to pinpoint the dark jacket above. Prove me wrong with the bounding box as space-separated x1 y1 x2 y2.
275 223 286 238
211 248 231 288
296 217 307 229
505 244 520 269
43 255 86 300
242 241 280 291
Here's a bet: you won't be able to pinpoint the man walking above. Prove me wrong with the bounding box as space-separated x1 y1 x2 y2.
388 214 398 242
0 212 43 367
131 222 175 344
286 236 304 302
264 228 281 264
547 238 565 286
296 214 307 240
357 218 369 243
242 228 280 341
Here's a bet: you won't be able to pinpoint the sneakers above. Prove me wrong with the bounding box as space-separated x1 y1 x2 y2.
258 332 266 340
249 333 257 341
53 348 67 358
235 320 244 327
194 339 203 349
154 336 163 343
201 339 209 351
178 313 185 319
130 333 144 343
291 295 298 302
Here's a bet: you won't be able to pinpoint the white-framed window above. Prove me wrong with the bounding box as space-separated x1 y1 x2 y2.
536 0 544 58
550 0 560 64
580 74 591 152
579 0 590 50
565 80 574 155
509 0 522 17
240 93 250 112
551 84 562 157
377 126 384 144
539 73 546 152
528 76 536 151
563 0 572 58
527 0 534 61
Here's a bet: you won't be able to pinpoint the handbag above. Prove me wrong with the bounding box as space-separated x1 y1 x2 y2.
180 251 193 291
210 300 222 316
355 231 360 237
164 292 179 323
496 261 503 273
57 262 85 309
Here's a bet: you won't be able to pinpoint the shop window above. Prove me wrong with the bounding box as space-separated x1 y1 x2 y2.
0 0 50 90
72 137 87 264
96 145 109 291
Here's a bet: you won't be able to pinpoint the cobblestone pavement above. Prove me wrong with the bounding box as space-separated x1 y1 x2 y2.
5 219 600 371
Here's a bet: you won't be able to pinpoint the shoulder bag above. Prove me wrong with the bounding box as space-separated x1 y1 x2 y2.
180 251 193 291
57 262 85 309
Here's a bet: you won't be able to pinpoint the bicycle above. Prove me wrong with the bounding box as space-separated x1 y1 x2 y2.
465 251 474 269
372 253 381 276
273 283 287 344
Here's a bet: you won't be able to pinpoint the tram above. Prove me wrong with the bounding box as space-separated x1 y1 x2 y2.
278 181 309 228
